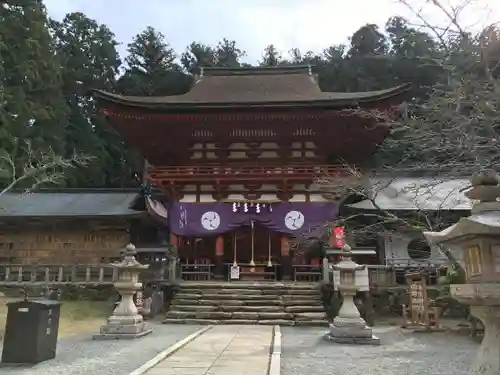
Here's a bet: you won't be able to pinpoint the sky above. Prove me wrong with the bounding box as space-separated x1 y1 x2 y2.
44 0 499 64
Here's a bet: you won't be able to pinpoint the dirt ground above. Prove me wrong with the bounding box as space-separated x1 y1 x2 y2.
0 296 111 339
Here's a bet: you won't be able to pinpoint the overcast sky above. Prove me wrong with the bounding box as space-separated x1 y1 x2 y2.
45 0 499 64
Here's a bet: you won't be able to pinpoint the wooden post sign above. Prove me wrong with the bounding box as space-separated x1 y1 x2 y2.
401 271 442 331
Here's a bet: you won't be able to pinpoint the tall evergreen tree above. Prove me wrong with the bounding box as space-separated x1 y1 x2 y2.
181 42 216 74
51 12 139 188
259 44 282 66
119 26 190 96
214 38 245 67
0 0 67 169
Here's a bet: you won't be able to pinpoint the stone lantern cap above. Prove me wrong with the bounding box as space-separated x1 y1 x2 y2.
424 170 500 245
330 244 366 271
112 243 149 270
424 212 500 245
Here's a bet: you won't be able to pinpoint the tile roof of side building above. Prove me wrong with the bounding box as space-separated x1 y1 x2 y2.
0 189 144 218
348 178 472 211
93 65 411 109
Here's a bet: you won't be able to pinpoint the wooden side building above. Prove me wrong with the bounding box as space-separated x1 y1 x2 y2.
0 189 167 264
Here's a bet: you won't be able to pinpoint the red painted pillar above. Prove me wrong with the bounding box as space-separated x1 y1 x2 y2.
170 233 178 248
214 235 224 279
281 236 292 281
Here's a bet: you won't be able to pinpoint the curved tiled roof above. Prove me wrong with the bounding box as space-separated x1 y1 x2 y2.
94 65 411 109
0 190 144 217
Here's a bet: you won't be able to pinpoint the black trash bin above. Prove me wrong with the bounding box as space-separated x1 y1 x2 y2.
1 299 61 365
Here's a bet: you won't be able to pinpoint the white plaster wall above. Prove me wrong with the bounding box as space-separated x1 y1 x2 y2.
188 142 318 160
382 232 448 267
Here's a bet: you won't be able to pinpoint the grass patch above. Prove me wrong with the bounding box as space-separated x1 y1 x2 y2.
0 297 112 339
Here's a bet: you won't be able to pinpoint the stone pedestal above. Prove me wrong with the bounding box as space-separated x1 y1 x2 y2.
93 244 152 340
469 306 500 375
451 284 500 375
94 282 152 340
327 287 380 345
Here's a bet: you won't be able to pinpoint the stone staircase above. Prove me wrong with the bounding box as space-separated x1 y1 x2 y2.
163 282 328 326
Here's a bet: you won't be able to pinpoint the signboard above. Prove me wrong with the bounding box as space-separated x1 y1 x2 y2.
230 266 240 280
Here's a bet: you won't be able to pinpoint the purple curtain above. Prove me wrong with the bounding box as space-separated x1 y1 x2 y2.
169 202 337 237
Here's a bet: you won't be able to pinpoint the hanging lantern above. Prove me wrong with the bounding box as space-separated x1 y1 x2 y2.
232 202 237 212
334 227 345 248
244 203 248 212
256 203 261 213
330 227 345 248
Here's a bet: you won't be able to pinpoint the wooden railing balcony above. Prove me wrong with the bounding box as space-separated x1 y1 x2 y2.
147 164 351 183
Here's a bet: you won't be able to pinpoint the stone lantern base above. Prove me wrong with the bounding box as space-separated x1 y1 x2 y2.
93 314 152 340
326 316 380 345
93 243 153 340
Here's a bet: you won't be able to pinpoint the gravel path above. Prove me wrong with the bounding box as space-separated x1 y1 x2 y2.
0 323 201 375
281 326 478 375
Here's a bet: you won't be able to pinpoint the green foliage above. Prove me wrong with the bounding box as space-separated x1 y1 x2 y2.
50 12 139 188
0 1 67 176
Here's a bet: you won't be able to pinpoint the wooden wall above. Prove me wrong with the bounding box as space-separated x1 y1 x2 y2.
0 218 130 264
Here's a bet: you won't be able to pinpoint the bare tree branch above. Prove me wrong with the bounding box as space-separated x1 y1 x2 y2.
0 139 93 198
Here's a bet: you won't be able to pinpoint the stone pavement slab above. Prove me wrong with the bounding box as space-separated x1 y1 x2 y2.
145 325 272 375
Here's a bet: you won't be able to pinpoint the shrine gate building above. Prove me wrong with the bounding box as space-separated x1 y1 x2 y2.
94 65 410 281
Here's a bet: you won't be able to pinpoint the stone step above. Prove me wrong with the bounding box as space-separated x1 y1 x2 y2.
177 286 321 293
173 305 287 313
171 304 324 313
282 299 323 306
162 318 297 326
166 310 327 321
182 288 320 297
172 298 286 306
173 300 323 310
175 292 322 300
294 312 327 320
284 305 325 313
174 293 284 300
179 282 319 291
166 310 296 320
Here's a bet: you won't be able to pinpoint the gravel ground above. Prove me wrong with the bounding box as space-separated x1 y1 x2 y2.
281 326 478 375
0 323 201 375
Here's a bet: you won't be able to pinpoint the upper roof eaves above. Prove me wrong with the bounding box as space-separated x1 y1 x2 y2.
93 65 411 110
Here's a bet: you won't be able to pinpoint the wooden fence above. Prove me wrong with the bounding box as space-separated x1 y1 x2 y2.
0 261 445 288
0 263 175 286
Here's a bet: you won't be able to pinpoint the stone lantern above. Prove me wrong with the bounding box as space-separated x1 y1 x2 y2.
326 244 380 345
93 243 152 340
424 170 500 375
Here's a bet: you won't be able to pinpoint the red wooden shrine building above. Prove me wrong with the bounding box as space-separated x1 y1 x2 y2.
94 65 410 281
